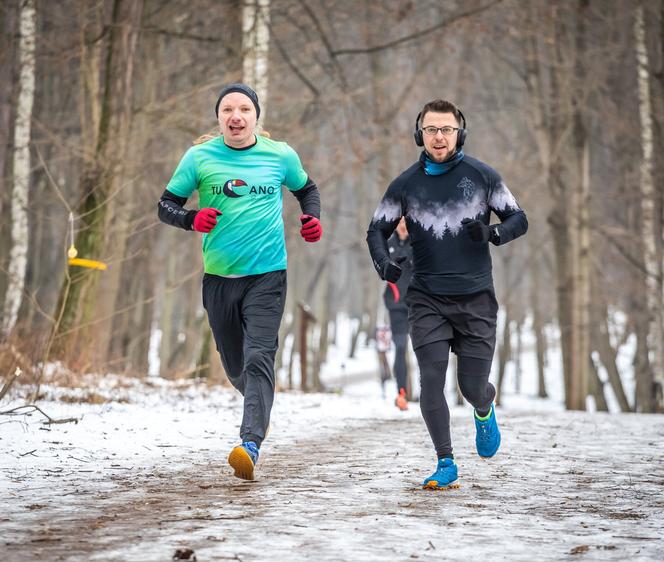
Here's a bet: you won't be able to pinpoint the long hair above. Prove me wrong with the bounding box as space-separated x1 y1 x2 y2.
193 126 270 145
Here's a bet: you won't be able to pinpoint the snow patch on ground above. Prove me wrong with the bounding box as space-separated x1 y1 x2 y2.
2 368 664 561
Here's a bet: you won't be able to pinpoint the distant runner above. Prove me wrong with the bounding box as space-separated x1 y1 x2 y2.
383 218 413 411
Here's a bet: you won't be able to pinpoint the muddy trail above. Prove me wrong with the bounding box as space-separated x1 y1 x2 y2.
4 397 664 562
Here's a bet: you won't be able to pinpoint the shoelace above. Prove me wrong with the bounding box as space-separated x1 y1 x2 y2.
478 422 491 441
437 465 454 475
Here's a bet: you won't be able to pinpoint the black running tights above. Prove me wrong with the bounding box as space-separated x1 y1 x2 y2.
414 340 495 459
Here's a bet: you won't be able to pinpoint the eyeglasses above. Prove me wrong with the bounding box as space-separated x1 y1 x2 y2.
422 126 459 136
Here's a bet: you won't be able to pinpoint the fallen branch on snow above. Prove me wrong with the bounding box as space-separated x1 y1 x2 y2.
0 404 79 425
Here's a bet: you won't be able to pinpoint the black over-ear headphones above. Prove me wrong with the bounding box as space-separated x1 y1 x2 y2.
414 108 467 149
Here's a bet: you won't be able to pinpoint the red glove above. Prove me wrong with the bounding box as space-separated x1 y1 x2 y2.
300 214 322 242
387 282 400 303
193 208 221 233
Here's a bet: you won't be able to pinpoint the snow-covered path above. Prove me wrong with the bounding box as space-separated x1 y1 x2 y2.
2 378 664 561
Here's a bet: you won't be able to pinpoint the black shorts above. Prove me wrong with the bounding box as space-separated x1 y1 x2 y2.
405 287 498 360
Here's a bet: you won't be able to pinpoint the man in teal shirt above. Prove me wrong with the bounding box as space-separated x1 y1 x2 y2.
158 84 322 481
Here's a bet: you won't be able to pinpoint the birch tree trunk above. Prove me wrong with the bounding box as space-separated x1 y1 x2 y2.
2 0 36 338
242 0 270 117
634 2 662 412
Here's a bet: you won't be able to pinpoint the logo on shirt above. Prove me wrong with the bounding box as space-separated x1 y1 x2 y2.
221 179 249 198
214 178 279 198
457 177 475 201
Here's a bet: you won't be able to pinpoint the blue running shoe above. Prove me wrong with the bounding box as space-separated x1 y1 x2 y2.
475 404 501 458
228 441 259 480
422 458 460 490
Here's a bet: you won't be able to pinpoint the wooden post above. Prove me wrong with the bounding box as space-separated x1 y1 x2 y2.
298 303 316 392
299 304 308 392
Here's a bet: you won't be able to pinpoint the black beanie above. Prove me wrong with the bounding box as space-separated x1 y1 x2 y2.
214 83 261 119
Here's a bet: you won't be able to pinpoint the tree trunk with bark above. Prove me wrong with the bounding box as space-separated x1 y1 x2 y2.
593 297 631 412
242 0 270 115
634 2 662 412
589 355 608 412
0 2 18 306
524 3 585 410
2 0 36 338
50 0 144 364
529 238 548 398
496 308 511 407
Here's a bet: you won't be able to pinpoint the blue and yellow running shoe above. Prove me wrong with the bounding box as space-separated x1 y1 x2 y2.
475 404 501 458
228 441 259 480
422 458 460 490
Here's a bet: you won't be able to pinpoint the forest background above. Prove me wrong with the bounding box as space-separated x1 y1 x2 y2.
1 0 663 414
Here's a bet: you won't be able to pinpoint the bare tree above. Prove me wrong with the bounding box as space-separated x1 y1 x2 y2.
634 1 662 412
50 0 144 363
2 0 36 338
0 3 18 275
243 0 271 112
1 0 661 414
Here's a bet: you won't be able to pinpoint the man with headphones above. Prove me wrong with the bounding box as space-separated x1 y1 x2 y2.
366 99 528 490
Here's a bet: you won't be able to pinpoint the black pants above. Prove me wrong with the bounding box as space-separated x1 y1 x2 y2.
202 270 287 448
388 307 409 393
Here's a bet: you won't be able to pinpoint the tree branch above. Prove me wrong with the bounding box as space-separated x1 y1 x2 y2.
331 1 503 56
271 28 320 98
141 25 234 49
296 0 348 89
0 404 79 425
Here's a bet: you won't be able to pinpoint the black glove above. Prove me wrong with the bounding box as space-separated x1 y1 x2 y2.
381 256 407 283
461 218 491 243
